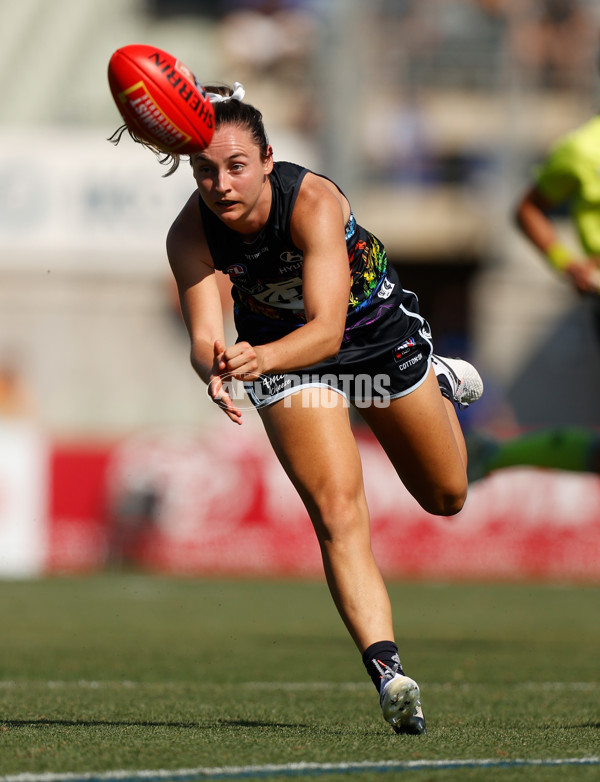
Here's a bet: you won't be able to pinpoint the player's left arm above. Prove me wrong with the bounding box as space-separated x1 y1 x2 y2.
219 176 352 378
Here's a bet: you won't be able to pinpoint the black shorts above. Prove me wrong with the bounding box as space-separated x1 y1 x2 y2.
244 289 434 409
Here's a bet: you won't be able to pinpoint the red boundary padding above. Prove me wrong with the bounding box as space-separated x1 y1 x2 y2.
46 429 600 581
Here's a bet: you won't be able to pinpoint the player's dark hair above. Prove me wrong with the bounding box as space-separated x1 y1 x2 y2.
108 124 181 175
108 83 269 176
204 84 270 161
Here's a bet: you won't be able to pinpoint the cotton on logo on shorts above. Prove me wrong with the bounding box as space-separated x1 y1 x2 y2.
395 352 423 371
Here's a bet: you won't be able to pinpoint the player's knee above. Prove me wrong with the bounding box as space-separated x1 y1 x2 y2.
437 490 467 517
309 487 366 540
420 481 467 517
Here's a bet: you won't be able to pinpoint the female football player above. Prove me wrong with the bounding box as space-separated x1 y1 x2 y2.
112 82 483 734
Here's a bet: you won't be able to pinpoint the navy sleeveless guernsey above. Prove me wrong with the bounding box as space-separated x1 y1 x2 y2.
198 161 405 354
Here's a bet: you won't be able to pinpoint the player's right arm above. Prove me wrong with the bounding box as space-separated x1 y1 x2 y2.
166 191 242 423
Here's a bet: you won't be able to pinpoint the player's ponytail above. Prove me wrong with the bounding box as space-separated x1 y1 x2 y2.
108 124 183 176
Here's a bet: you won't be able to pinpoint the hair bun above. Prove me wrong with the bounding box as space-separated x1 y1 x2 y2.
208 82 245 104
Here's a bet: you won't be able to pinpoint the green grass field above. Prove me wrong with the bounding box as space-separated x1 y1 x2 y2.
0 575 598 781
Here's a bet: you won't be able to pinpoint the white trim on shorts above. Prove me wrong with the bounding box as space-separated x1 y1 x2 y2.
245 380 348 410
387 354 432 400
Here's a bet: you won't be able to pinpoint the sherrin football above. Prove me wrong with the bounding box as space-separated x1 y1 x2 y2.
108 44 214 154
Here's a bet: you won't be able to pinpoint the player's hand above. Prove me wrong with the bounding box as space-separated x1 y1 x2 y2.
208 340 243 425
217 340 265 381
565 259 600 295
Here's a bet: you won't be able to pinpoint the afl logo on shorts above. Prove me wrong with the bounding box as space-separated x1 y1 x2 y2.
394 338 416 361
393 337 423 371
226 264 247 277
280 251 303 264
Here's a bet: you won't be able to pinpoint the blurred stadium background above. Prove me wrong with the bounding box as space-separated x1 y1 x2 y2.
0 0 599 579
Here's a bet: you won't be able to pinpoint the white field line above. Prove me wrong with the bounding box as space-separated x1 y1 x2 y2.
0 680 597 691
0 757 599 782
1 683 598 779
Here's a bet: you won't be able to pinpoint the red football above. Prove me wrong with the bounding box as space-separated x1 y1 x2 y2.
108 44 214 154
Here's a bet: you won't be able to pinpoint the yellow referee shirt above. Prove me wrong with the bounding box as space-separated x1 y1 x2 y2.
535 115 600 257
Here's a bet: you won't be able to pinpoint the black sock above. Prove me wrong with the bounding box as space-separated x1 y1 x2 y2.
362 640 404 692
436 375 453 402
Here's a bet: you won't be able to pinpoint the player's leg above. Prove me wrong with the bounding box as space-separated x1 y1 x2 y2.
359 366 469 516
259 385 393 651
258 384 425 734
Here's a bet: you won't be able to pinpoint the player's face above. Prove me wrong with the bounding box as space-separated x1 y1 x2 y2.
191 125 273 232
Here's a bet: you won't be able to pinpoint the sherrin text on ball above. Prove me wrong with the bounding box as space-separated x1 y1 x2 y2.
108 44 214 154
